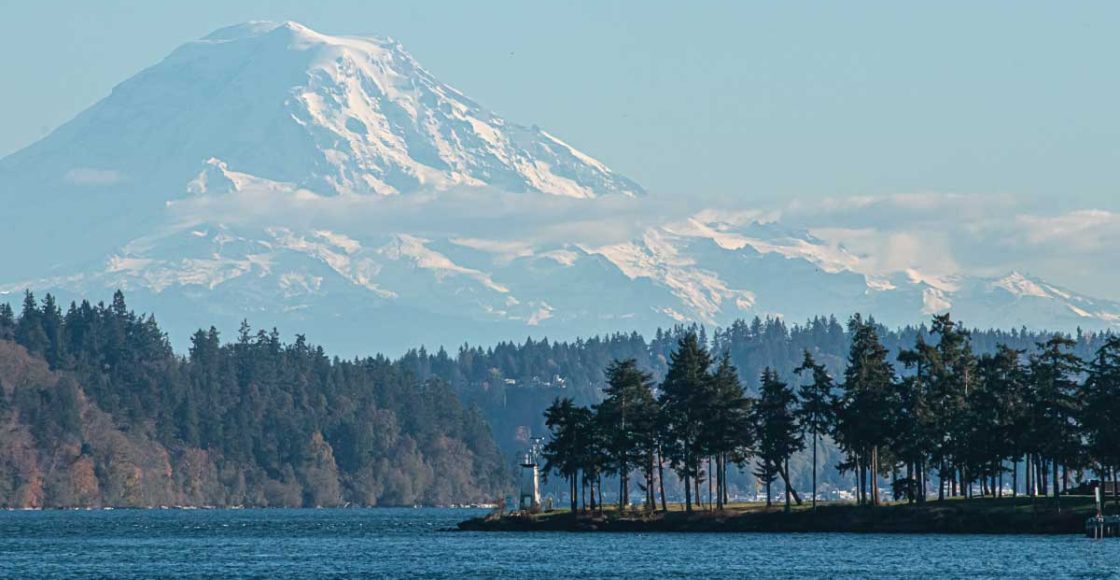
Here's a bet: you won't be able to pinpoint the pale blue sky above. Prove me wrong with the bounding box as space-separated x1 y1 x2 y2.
2 0 1117 208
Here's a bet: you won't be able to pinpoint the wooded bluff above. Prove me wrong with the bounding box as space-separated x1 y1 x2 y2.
0 291 506 507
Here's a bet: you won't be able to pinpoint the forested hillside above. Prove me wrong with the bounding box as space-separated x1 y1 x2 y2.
0 292 506 508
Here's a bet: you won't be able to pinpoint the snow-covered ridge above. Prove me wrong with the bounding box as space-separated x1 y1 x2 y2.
992 272 1060 299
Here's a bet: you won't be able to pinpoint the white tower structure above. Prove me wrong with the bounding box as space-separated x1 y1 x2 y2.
519 437 544 512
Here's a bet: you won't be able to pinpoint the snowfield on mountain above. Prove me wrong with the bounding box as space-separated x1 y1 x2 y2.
1 21 1117 354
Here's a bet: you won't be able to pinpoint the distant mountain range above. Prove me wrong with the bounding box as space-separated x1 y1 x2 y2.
1 21 1116 354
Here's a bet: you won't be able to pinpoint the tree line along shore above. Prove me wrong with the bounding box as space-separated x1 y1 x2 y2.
469 314 1119 533
3 289 1118 526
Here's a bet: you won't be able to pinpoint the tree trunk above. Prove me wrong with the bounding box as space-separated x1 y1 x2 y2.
784 459 792 513
722 453 730 507
599 476 604 514
581 477 587 512
695 474 701 512
708 456 714 511
657 446 668 512
766 463 772 508
724 454 730 506
713 455 720 510
857 458 864 506
570 476 577 513
811 432 818 509
1027 455 1033 496
715 454 724 510
780 459 802 510
683 447 692 513
695 473 701 511
722 454 728 509
892 465 899 502
781 461 802 506
1053 459 1060 510
870 446 880 507
919 462 925 501
1031 455 1039 496
1012 458 1018 498
619 471 626 512
1037 456 1044 496
858 458 867 506
938 460 945 502
905 462 913 504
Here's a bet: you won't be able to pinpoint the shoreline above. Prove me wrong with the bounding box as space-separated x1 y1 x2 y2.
0 504 492 512
458 497 1106 535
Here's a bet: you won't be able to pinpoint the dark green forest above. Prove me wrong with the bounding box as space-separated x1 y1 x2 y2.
0 291 505 508
1 290 1114 509
396 314 1112 498
538 316 1120 513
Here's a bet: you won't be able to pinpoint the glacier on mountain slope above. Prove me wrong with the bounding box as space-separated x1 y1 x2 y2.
0 21 1117 355
133 20 642 199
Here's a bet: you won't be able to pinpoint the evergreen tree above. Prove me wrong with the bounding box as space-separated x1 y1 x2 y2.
542 397 585 513
753 367 803 511
15 291 48 356
0 303 15 341
893 336 936 503
595 359 658 510
39 294 65 368
658 333 713 512
795 350 834 509
1027 335 1084 504
1084 336 1120 507
967 345 1028 497
927 314 978 500
834 315 894 506
704 353 754 510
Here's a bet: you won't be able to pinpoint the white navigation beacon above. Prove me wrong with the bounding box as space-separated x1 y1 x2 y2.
519 436 544 512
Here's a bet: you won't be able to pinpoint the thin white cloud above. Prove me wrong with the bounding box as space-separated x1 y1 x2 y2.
160 169 1120 300
793 195 1119 299
1014 209 1119 250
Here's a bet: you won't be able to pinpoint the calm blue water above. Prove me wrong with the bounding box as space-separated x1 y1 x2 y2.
0 508 1116 578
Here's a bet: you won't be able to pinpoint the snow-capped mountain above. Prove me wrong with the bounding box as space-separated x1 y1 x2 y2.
1 21 1117 355
4 21 640 200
